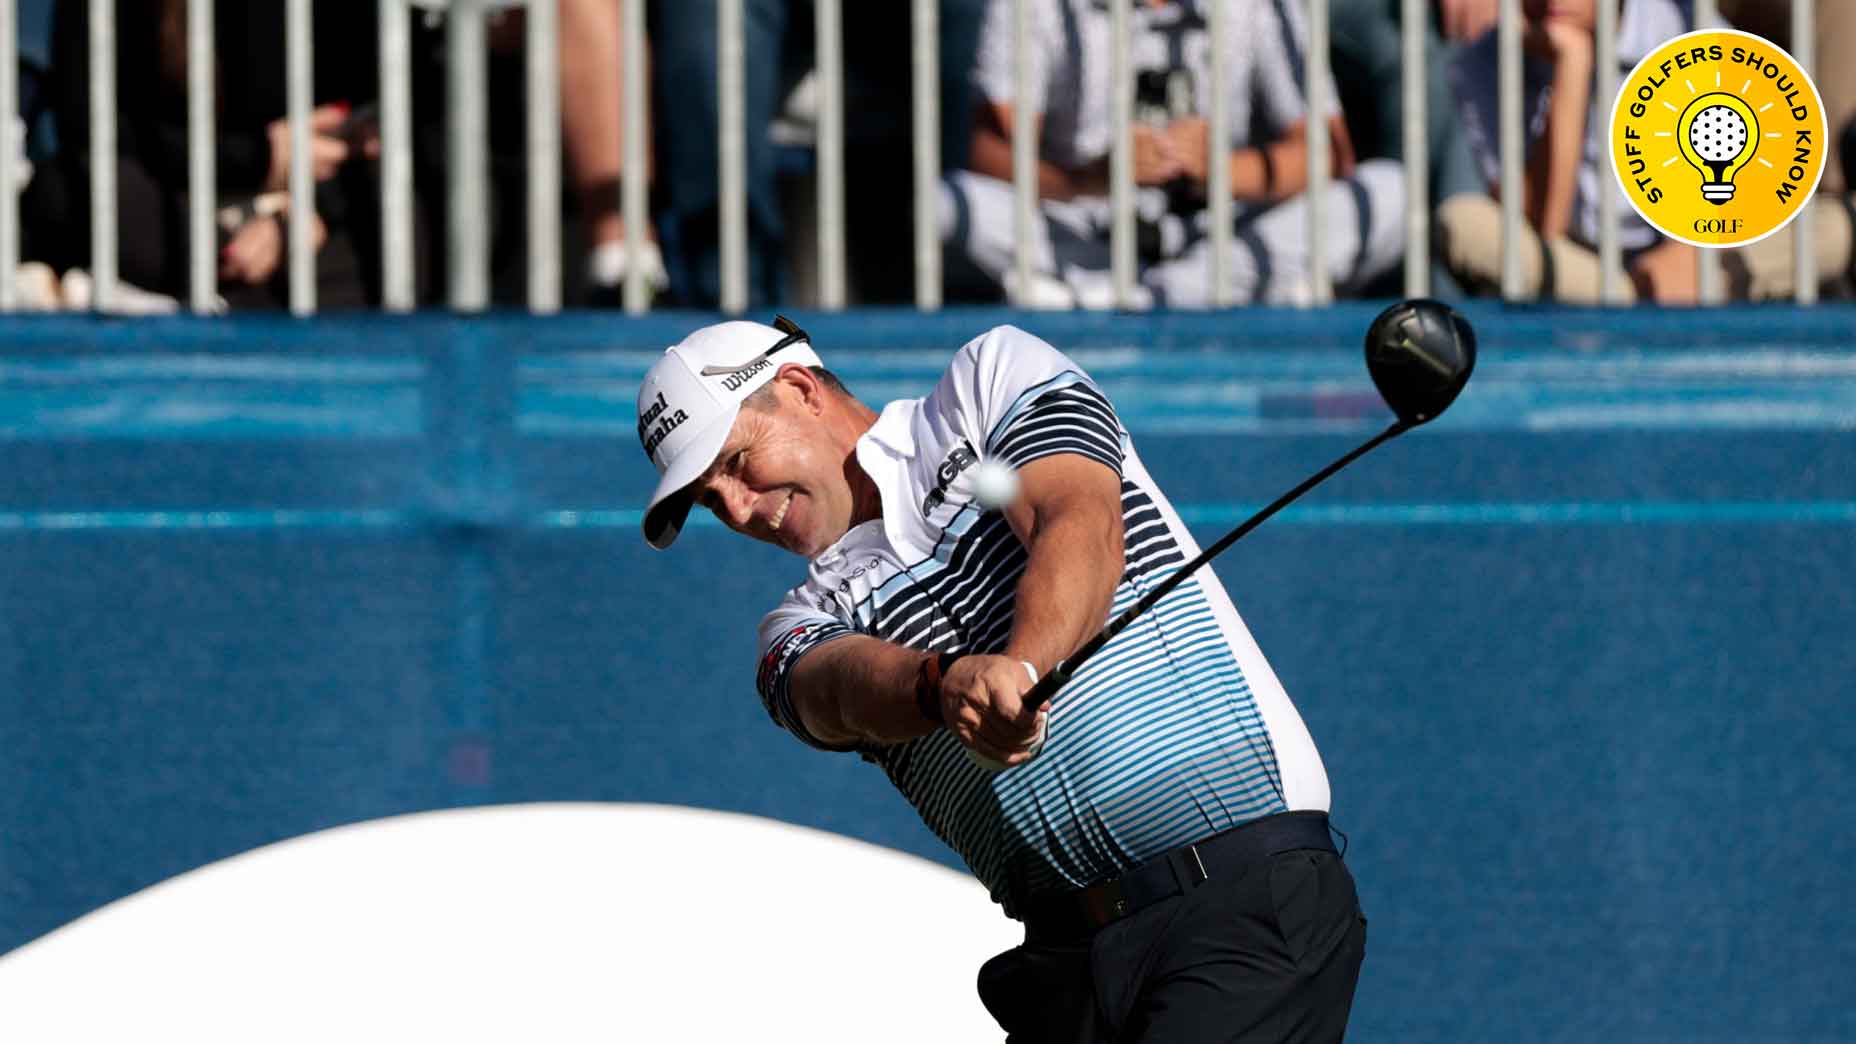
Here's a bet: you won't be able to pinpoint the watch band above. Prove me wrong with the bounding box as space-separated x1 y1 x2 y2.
915 651 962 725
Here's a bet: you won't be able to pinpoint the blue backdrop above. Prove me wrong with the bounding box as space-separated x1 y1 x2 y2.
3 305 1853 1041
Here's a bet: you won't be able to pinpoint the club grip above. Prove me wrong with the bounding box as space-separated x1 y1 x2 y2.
1022 665 1066 713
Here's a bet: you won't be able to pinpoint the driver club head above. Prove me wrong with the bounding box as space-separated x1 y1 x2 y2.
1364 298 1477 427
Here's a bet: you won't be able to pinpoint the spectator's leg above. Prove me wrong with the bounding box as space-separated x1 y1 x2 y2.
836 0 989 303
649 0 790 308
1811 1 1856 196
1723 196 1856 300
1627 240 1696 306
938 169 1110 307
1326 1 1400 165
1321 0 1470 297
1435 191 1637 304
560 0 664 300
1157 160 1406 307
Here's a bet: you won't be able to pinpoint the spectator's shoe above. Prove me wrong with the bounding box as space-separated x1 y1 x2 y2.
1003 269 1077 310
585 238 668 308
1069 270 1154 312
13 262 60 311
771 71 819 148
59 268 186 315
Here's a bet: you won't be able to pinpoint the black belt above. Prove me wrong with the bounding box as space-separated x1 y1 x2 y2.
1018 811 1338 943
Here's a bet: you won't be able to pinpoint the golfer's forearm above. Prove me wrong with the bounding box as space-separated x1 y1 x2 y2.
788 636 939 747
1007 506 1123 676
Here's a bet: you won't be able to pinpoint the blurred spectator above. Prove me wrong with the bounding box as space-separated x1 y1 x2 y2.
1718 0 1852 194
1437 0 1708 303
556 0 665 305
1330 0 1487 295
649 0 989 308
942 0 1405 309
23 0 386 311
1439 0 1854 303
451 0 663 306
1714 0 1856 297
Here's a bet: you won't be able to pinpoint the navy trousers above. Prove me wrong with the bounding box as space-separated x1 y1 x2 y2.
978 847 1366 1043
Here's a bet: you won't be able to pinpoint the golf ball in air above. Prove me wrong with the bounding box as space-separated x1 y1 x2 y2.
971 459 1021 509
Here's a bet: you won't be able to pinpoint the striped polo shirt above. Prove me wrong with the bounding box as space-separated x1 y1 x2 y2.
756 325 1329 914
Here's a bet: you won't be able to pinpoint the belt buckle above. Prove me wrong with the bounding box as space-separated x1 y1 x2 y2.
1080 878 1131 928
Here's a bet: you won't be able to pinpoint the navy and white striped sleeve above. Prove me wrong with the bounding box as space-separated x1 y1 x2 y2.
946 325 1127 479
756 596 860 752
986 379 1124 476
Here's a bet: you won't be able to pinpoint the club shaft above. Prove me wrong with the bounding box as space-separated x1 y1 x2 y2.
1025 419 1413 712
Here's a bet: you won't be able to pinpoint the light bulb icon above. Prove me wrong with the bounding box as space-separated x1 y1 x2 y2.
1677 91 1759 205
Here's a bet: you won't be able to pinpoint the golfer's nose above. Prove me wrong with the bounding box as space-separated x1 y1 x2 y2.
718 483 756 529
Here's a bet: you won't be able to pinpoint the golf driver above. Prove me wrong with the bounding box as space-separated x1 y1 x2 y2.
1020 297 1476 715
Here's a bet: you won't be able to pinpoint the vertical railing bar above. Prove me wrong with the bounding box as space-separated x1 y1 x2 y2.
187 0 216 312
1306 0 1331 306
622 0 648 313
287 0 314 315
1400 0 1428 298
1207 0 1230 307
911 0 941 310
526 0 561 313
1596 0 1622 303
816 0 845 308
449 0 490 311
89 0 117 311
1793 0 1815 304
380 0 415 312
1011 0 1034 302
1694 0 1723 304
0 0 17 310
1498 0 1522 300
1110 0 1132 306
718 0 747 313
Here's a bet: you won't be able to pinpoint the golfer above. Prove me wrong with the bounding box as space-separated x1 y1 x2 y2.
636 316 1366 1042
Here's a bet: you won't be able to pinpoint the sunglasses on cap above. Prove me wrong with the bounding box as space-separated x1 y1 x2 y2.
699 315 812 377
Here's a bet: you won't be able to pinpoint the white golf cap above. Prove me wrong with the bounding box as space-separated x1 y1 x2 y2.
637 318 823 549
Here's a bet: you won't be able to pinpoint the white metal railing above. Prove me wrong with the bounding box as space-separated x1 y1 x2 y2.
1499 0 1523 300
187 0 214 313
86 0 115 310
621 0 647 312
380 0 415 311
0 0 17 310
1694 0 1724 303
1400 0 1428 298
0 0 1828 315
1596 0 1622 303
910 0 940 310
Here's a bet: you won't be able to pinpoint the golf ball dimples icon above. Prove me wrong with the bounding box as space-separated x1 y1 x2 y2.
1679 92 1758 204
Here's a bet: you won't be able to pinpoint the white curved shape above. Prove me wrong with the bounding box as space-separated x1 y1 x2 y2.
0 803 1020 1042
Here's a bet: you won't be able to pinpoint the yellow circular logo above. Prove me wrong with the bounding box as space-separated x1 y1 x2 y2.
1609 29 1827 249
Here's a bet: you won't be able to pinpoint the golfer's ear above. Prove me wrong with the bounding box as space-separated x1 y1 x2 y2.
775 363 825 413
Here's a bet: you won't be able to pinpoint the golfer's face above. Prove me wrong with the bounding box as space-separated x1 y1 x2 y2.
692 389 853 558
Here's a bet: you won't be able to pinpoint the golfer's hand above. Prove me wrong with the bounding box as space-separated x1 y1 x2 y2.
939 655 1048 767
